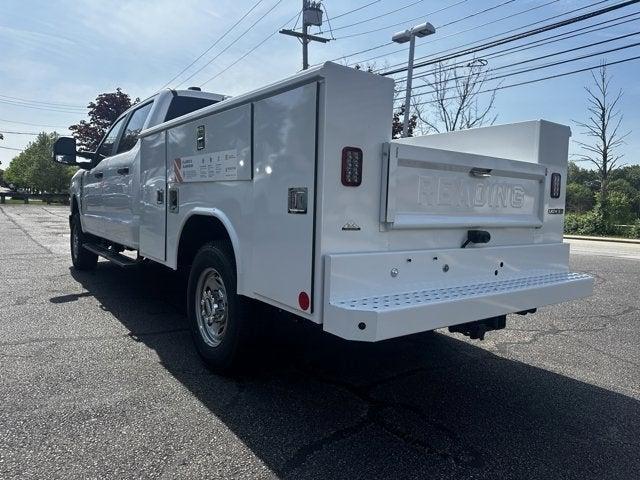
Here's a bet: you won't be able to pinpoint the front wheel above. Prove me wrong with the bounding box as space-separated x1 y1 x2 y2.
70 215 97 271
187 241 251 373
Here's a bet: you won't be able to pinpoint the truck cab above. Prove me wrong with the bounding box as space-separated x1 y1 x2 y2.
70 88 225 248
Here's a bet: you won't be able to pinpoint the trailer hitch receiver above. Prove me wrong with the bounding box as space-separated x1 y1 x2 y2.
448 315 506 340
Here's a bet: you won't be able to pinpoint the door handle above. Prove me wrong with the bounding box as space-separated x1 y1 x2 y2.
94 172 103 179
156 189 164 204
469 167 492 178
117 167 130 175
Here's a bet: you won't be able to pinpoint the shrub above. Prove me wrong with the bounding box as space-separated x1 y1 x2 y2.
628 219 640 239
566 182 595 213
564 210 613 236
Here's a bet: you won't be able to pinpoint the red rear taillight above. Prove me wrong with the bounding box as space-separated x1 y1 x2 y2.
298 291 310 311
341 147 363 187
550 172 561 198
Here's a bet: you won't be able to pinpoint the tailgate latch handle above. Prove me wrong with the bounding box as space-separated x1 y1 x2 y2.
461 230 491 248
469 167 492 178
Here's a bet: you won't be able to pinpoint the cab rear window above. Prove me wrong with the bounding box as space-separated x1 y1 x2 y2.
164 96 218 122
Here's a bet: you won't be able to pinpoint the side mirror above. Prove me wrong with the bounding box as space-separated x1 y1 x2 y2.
52 137 77 165
52 137 93 168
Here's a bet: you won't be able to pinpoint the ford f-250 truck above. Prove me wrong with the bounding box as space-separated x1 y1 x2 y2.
53 62 593 371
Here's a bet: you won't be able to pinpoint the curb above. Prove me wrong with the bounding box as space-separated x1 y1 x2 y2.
564 235 640 245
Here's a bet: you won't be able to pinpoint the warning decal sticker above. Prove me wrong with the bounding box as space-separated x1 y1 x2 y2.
173 149 239 183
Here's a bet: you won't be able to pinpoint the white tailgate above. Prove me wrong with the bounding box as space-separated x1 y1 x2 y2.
382 142 547 229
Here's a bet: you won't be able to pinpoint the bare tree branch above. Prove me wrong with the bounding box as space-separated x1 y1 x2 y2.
573 62 630 221
415 58 498 133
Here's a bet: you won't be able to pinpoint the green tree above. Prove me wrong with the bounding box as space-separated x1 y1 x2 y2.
611 165 640 191
4 133 76 193
608 190 635 224
608 178 640 219
69 88 138 151
567 161 599 189
566 182 595 213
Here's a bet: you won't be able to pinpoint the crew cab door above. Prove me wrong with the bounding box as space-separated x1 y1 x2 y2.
101 101 154 247
81 116 127 236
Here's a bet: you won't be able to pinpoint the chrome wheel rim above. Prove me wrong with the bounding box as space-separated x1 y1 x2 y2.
195 267 228 347
71 224 80 260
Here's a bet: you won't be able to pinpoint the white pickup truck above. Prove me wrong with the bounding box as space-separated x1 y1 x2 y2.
53 62 593 371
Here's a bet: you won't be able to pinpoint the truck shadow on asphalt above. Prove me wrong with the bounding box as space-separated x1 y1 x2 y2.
62 262 639 480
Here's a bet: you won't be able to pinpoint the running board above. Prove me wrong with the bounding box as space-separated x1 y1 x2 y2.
83 243 139 268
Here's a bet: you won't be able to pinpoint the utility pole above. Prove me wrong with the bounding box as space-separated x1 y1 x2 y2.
280 1 330 70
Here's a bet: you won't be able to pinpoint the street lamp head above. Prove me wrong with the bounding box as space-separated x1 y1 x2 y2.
412 22 436 38
392 29 411 44
392 22 436 43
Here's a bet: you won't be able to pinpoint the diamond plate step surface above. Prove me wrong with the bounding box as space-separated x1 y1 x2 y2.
333 272 591 312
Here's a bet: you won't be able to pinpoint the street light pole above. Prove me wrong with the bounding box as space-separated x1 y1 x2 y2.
392 22 436 138
402 34 416 138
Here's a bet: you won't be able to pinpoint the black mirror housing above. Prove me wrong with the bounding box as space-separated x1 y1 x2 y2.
52 137 77 165
52 137 94 169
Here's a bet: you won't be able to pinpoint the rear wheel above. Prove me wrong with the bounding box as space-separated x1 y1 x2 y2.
187 241 251 373
70 215 97 271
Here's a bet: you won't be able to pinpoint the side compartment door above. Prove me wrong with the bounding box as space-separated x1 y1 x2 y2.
251 83 318 313
138 130 167 262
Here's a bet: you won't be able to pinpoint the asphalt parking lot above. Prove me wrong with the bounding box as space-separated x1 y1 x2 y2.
1 204 638 479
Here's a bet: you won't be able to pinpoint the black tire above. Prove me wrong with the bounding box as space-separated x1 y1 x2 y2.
187 241 251 373
70 215 98 271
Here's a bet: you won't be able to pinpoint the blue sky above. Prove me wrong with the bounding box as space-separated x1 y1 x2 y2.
1 0 639 168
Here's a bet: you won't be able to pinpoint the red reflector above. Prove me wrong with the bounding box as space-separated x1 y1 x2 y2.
298 291 310 311
341 147 363 187
550 172 561 198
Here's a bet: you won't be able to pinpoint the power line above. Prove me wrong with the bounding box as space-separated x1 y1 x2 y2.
324 0 551 65
313 0 432 35
0 130 40 135
334 0 471 40
375 0 561 68
381 0 640 75
159 0 265 90
0 94 84 109
0 118 69 129
438 0 515 29
411 54 640 107
398 28 640 94
175 0 285 88
341 0 613 69
199 9 304 86
399 36 640 99
0 99 84 114
0 145 23 151
397 10 640 84
330 0 382 21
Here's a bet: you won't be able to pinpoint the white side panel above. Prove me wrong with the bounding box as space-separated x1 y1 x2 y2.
139 131 167 261
251 83 317 312
170 105 252 183
165 104 253 272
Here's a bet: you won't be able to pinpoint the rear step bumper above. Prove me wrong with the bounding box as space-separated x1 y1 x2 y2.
322 244 593 341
